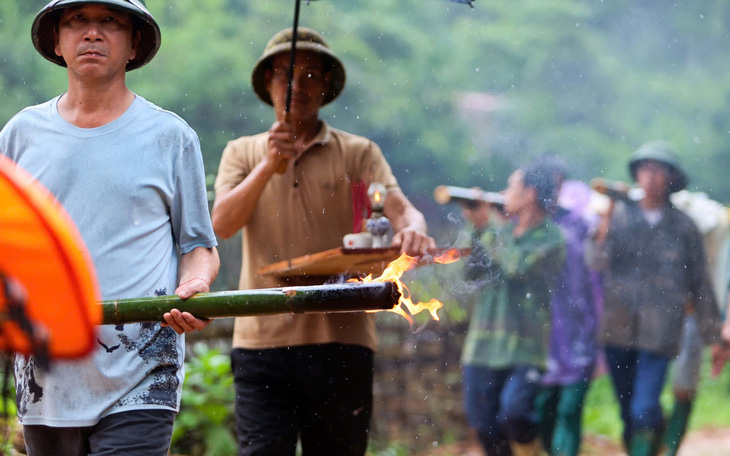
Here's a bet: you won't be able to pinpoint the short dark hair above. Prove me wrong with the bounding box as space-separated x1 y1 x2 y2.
537 155 568 182
521 161 560 213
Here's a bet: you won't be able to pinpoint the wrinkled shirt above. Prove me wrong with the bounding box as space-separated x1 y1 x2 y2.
214 122 399 351
542 208 598 386
462 218 565 369
588 201 720 357
1 95 216 426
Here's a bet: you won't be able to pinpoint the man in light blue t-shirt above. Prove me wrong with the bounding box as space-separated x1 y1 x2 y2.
0 1 219 455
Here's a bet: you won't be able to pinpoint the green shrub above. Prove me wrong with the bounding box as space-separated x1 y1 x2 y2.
171 343 237 456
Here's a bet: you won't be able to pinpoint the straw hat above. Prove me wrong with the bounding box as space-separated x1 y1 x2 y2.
251 27 346 107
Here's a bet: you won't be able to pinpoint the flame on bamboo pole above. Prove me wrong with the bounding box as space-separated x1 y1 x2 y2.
101 281 400 325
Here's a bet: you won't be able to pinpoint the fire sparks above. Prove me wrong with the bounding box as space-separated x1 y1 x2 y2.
349 249 463 323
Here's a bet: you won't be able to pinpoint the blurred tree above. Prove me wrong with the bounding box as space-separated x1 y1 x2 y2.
2 0 730 232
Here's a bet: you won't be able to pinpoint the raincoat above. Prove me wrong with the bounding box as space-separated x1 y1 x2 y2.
588 200 721 357
542 207 598 386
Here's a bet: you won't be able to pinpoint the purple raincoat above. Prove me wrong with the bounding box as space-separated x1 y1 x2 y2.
542 182 599 385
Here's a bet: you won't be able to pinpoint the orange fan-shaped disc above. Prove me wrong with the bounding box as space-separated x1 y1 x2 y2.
0 154 100 359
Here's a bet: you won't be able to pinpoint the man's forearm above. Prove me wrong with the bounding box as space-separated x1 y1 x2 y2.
178 246 220 288
164 246 219 332
211 161 274 239
384 190 427 234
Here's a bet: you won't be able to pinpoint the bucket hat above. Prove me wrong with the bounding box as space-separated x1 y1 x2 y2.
251 27 346 107
32 0 161 71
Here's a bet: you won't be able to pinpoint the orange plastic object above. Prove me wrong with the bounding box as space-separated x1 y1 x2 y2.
0 154 100 359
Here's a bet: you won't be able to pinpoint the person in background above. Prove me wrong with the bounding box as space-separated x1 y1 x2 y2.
662 190 730 456
0 1 219 455
461 162 565 456
534 159 598 456
719 258 730 370
211 27 434 456
588 141 722 456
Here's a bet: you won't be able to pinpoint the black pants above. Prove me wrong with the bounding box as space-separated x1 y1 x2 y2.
232 343 374 456
22 409 175 456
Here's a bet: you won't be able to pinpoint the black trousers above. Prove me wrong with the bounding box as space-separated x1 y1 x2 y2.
22 409 175 456
231 343 374 456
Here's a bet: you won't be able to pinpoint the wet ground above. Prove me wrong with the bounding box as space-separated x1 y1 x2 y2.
414 428 730 456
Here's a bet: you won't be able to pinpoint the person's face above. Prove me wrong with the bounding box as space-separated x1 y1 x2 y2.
503 170 535 215
635 160 670 200
54 5 139 80
265 50 331 121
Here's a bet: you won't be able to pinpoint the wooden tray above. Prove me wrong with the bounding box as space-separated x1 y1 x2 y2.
257 247 471 279
257 247 401 278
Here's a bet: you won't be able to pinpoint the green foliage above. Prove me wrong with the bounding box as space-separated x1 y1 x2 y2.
0 375 16 420
171 343 237 456
5 0 730 218
367 441 412 456
582 374 623 441
684 351 730 430
0 368 17 456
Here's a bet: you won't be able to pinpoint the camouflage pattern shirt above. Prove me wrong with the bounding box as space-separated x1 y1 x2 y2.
461 218 565 370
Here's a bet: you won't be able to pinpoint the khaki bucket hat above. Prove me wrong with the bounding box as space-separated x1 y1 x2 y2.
32 0 161 72
251 27 346 107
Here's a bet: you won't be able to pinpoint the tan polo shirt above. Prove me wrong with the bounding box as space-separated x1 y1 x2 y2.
215 121 399 351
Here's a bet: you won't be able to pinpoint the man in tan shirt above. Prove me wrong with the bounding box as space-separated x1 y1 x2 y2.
212 28 434 456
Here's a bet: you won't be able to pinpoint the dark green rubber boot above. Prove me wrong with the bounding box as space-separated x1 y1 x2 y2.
663 399 692 456
629 430 658 456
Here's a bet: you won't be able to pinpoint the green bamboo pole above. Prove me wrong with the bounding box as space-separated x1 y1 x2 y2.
101 281 399 325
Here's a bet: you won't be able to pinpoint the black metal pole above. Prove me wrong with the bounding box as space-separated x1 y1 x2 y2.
285 0 302 115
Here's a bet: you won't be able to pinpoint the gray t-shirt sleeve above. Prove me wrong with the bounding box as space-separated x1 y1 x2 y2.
170 132 217 254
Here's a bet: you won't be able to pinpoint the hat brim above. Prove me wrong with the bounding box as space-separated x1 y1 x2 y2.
629 159 688 193
251 41 346 107
32 0 161 72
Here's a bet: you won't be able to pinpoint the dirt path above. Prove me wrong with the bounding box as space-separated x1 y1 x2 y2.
676 428 730 456
414 428 730 456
